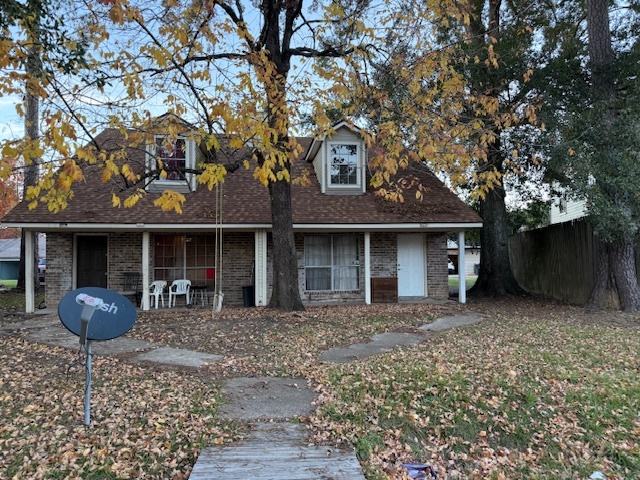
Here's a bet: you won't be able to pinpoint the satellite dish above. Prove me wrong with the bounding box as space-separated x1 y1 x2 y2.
59 287 137 341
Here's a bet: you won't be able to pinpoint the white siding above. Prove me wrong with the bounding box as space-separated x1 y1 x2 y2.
550 198 587 225
463 248 480 277
313 153 325 193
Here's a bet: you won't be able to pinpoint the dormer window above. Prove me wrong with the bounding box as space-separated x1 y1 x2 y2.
304 122 366 195
330 144 359 185
147 135 198 193
157 137 187 181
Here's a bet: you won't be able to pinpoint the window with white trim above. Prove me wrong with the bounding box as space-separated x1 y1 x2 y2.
305 234 359 291
156 137 187 181
329 143 359 185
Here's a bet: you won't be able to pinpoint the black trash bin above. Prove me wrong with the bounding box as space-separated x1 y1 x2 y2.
242 285 255 307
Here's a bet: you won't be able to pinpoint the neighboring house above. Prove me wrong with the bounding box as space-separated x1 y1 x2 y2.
2 122 482 312
549 183 587 225
0 236 46 280
446 240 481 276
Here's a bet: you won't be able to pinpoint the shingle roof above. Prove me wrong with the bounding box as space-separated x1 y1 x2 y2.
1 129 482 228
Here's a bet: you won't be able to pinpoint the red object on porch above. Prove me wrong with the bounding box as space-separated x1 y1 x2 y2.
206 268 215 280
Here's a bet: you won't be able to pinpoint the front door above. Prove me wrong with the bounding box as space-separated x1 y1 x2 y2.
397 234 426 297
76 235 108 288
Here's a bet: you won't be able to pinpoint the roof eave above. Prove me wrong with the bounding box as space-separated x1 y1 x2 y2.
6 221 482 232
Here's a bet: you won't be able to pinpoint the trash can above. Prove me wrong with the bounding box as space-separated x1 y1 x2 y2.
242 285 255 307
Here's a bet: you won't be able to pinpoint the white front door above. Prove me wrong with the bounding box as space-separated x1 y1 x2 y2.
397 234 426 297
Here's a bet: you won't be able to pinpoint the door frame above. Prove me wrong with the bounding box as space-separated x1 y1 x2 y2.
397 233 427 297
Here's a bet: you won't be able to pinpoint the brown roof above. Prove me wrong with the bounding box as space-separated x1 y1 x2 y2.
2 129 482 228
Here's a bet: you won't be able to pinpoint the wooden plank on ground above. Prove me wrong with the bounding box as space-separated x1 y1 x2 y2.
189 423 365 480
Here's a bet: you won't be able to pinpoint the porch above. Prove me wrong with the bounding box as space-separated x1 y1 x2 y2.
23 229 471 313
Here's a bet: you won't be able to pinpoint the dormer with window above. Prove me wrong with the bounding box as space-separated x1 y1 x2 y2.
146 135 201 193
305 122 366 195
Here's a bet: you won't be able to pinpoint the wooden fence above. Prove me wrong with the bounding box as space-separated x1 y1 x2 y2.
508 220 640 306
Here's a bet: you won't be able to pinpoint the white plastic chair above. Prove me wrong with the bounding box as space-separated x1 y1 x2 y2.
149 280 167 309
168 279 191 307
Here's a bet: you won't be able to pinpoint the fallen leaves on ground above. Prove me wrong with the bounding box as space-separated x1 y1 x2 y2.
308 299 640 479
0 337 238 479
1 298 638 479
130 302 452 378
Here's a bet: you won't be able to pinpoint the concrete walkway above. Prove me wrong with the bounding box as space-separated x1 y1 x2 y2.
2 310 483 479
191 312 483 479
0 315 223 367
319 313 483 363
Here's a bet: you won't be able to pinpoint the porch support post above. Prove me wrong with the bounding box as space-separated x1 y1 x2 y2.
141 232 150 311
255 229 268 306
25 230 35 313
364 232 371 305
458 230 466 304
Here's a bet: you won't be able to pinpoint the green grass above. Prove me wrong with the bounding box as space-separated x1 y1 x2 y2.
448 275 477 289
0 279 18 289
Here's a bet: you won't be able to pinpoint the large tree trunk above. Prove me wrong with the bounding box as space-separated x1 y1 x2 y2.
465 0 523 298
587 240 640 311
585 0 640 311
267 177 304 311
469 176 524 297
469 132 524 297
261 1 305 311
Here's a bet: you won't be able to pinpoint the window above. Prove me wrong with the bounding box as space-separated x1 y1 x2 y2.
559 192 568 214
154 234 216 288
305 234 359 291
329 144 359 185
156 137 187 181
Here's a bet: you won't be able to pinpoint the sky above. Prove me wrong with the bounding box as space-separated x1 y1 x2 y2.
0 93 23 142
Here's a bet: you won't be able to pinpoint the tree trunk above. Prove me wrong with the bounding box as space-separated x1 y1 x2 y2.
267 177 304 311
585 0 640 311
17 25 41 292
465 0 524 298
469 178 524 298
260 2 305 311
610 238 640 311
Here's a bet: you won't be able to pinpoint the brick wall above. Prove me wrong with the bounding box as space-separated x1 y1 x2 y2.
371 233 397 277
426 233 449 299
109 233 143 291
220 232 254 305
44 229 450 309
44 233 74 307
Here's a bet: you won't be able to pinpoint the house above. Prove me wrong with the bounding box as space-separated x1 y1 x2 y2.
0 236 46 281
549 190 587 225
1 121 482 312
446 240 480 276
